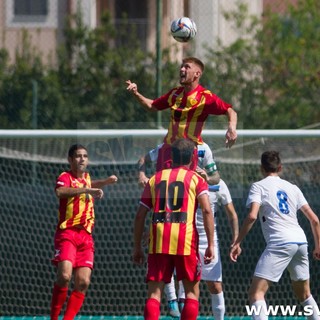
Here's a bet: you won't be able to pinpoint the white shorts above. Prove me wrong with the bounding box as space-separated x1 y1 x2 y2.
198 239 222 282
254 243 309 282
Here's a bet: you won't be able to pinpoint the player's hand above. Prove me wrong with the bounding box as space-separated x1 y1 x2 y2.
132 247 145 266
225 127 237 148
88 188 104 199
204 245 214 264
107 175 118 184
126 80 138 95
196 166 208 182
138 173 149 188
229 243 242 262
313 248 320 260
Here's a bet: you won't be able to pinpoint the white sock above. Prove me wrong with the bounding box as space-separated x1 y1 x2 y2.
164 276 177 301
178 280 185 300
251 300 268 320
301 295 320 320
211 292 225 320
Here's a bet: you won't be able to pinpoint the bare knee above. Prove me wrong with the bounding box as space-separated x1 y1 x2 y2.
56 270 72 287
74 276 91 293
74 268 92 293
292 280 311 302
248 277 270 304
207 281 223 295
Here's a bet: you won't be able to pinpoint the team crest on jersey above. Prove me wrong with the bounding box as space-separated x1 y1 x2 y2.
189 98 198 106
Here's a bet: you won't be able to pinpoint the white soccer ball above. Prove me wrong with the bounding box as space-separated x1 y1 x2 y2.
170 17 197 43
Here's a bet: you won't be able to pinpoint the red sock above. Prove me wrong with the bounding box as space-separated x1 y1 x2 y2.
144 298 160 320
50 284 68 320
181 298 199 320
63 290 85 320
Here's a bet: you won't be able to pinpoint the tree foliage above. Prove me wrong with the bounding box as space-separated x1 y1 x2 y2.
204 0 320 129
0 1 319 129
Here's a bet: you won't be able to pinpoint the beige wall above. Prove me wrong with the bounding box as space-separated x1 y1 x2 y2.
1 0 288 66
0 0 69 65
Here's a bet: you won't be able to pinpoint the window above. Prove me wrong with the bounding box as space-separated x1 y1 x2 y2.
6 0 58 28
14 0 48 16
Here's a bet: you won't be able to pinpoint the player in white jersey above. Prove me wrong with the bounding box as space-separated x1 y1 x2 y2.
230 150 320 320
138 142 220 188
138 142 238 319
176 179 239 319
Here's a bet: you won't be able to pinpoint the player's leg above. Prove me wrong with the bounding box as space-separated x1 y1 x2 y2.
50 229 76 320
64 266 92 320
145 280 165 320
291 280 320 320
64 229 94 320
164 274 180 318
200 237 224 319
178 280 185 311
176 253 201 320
189 147 199 171
50 260 73 320
145 253 174 320
249 244 298 319
248 276 271 320
156 144 172 171
206 281 225 320
180 279 200 320
288 244 319 320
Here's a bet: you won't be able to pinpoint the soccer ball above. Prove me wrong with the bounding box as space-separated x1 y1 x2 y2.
170 17 197 43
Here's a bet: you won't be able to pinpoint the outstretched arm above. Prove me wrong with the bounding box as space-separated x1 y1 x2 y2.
126 80 156 111
300 204 320 260
225 107 237 148
92 175 118 188
55 187 104 199
230 202 259 262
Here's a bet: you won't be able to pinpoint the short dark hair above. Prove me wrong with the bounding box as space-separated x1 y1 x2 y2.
171 138 196 165
68 144 87 158
182 57 204 72
261 150 281 173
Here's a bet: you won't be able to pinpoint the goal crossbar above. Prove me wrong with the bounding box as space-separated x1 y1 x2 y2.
0 129 319 138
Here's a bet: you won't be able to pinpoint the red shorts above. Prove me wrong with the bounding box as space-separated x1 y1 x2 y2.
156 143 198 171
146 253 201 283
51 227 95 269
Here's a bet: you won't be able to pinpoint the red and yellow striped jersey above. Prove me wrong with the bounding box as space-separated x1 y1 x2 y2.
55 171 95 233
140 166 209 255
152 84 232 145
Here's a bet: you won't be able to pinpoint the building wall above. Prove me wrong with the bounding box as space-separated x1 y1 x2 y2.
0 0 71 64
0 0 298 65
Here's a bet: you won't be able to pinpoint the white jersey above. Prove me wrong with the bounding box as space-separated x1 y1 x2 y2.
148 142 218 175
197 143 218 176
246 175 308 246
196 179 232 243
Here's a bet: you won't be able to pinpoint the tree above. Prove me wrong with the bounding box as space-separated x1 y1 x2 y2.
204 0 320 129
0 32 46 129
258 0 320 128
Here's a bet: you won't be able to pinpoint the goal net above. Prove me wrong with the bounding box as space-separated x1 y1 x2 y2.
0 129 319 317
